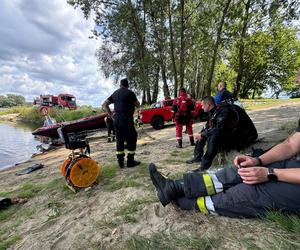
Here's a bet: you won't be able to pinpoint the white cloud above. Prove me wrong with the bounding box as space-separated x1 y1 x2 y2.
0 0 116 106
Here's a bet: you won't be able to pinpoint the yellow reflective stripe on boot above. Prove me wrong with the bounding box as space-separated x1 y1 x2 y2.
203 174 216 196
127 150 135 154
116 151 125 155
196 197 208 214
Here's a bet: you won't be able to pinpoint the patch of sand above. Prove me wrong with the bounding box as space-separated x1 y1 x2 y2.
0 113 21 123
0 103 299 249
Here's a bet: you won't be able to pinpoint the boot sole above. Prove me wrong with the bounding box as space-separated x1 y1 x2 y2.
127 163 140 168
186 161 201 164
148 164 169 206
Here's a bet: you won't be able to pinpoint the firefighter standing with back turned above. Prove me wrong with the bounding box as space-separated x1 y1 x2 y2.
172 88 195 148
102 78 141 168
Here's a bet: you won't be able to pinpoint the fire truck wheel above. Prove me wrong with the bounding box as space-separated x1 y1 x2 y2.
152 116 164 130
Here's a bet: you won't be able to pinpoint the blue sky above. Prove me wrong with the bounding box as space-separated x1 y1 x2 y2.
0 0 116 107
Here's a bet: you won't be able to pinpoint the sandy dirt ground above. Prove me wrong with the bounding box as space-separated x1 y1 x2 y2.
0 103 299 249
0 113 22 123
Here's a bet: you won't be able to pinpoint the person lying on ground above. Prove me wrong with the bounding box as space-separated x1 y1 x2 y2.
149 118 300 218
186 96 257 172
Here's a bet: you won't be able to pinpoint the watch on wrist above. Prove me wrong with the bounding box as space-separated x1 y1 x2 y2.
267 168 278 181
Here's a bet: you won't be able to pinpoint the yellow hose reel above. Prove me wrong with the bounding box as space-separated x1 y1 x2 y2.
61 155 100 189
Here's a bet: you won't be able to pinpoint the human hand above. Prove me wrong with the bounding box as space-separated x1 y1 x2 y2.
234 155 259 168
194 133 202 141
237 167 268 184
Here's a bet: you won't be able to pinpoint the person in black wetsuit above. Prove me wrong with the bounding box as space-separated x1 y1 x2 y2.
102 78 140 168
186 96 257 172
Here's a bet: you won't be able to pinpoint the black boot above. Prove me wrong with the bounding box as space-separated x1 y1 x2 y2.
107 137 112 143
189 136 195 146
186 140 202 164
176 139 182 148
149 163 184 206
186 158 201 164
127 154 140 168
117 154 125 168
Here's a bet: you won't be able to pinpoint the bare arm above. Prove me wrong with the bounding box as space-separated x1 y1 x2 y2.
275 168 300 184
238 167 300 185
234 132 300 168
234 131 300 185
259 132 300 165
102 100 113 116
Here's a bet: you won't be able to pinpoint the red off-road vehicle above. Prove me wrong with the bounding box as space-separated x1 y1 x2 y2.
138 99 207 129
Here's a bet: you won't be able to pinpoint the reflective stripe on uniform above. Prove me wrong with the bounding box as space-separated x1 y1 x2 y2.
127 150 135 154
176 137 182 140
196 197 208 214
210 174 223 193
116 151 125 155
203 174 216 196
205 196 216 214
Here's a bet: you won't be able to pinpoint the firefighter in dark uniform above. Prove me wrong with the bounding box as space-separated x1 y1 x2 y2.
102 78 140 168
186 96 257 171
149 117 300 218
172 88 195 148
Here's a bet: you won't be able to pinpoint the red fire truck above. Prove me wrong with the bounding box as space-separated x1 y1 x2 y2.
33 93 77 115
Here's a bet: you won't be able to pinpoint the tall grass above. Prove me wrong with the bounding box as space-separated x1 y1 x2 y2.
124 233 220 250
241 98 300 110
266 211 300 233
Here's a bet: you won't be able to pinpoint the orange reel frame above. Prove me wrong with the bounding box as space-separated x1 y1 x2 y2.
61 154 100 189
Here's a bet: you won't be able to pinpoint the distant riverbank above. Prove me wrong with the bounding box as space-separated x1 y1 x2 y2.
0 113 22 123
0 106 102 126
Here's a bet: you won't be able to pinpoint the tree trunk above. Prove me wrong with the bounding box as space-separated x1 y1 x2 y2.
206 0 232 96
149 0 170 99
168 0 179 97
146 86 152 104
152 65 160 103
189 55 198 99
234 0 251 97
179 0 185 89
141 89 146 105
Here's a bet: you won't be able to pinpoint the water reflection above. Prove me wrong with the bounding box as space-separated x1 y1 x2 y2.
0 122 41 170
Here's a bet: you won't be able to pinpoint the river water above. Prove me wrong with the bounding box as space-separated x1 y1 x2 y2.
0 122 41 170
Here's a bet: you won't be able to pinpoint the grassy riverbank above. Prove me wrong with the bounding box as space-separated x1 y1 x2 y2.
241 98 300 110
0 106 103 126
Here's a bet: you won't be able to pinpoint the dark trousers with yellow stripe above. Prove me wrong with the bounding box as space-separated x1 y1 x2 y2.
114 113 137 164
177 159 300 218
106 117 115 142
